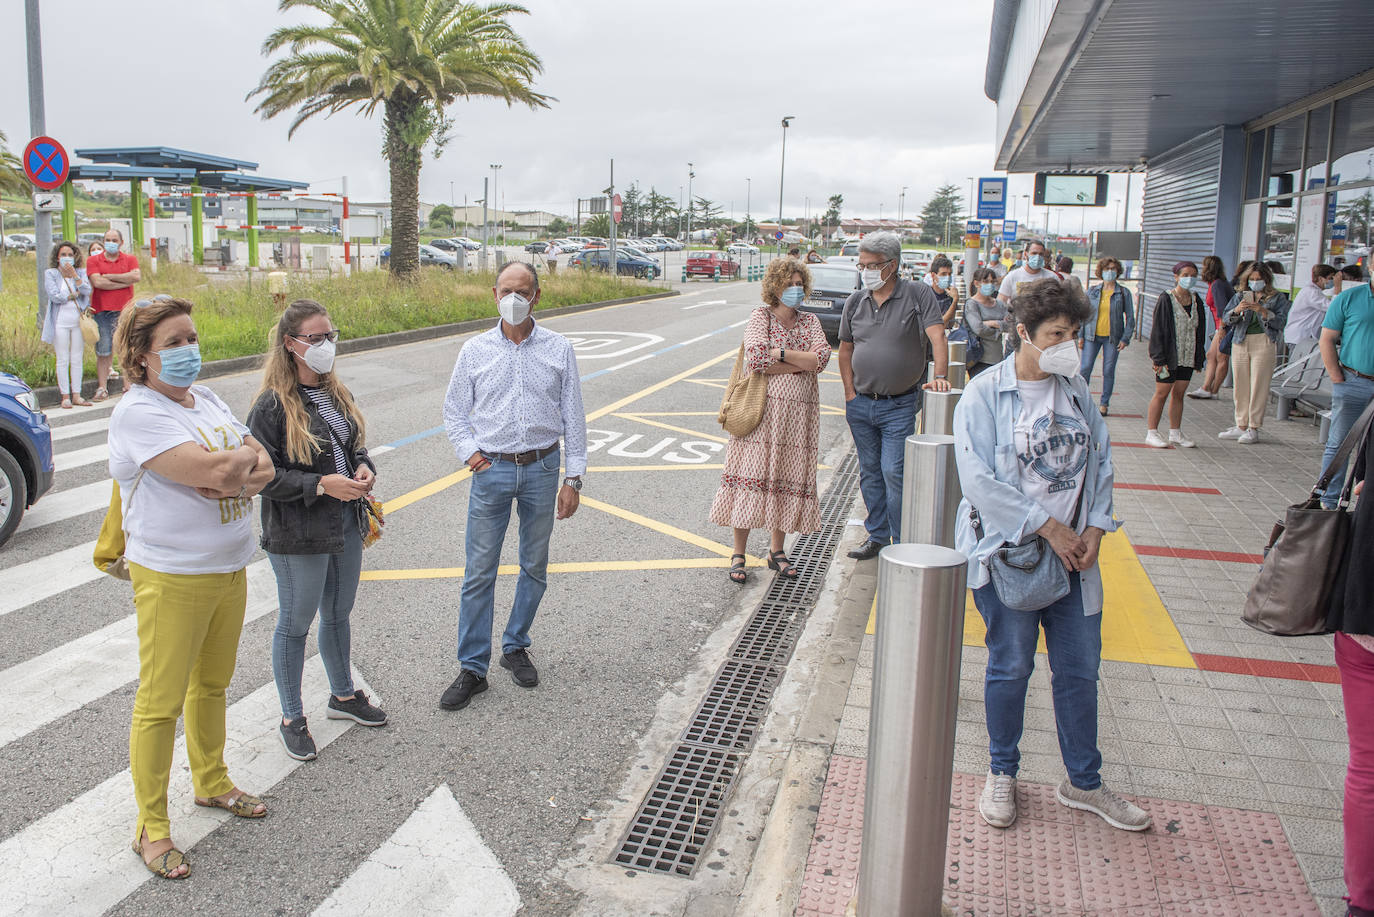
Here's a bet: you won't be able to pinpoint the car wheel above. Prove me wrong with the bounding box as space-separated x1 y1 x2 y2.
0 446 28 548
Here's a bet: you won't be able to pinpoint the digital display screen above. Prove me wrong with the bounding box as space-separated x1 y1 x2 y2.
1034 173 1108 207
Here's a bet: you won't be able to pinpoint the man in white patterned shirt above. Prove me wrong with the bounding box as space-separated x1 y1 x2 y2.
440 262 587 711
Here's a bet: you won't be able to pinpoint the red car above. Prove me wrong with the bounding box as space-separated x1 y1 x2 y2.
685 252 740 277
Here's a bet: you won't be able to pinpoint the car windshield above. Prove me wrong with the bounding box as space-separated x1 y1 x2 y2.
809 267 859 290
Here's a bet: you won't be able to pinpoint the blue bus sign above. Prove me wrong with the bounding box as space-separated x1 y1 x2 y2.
977 177 1007 220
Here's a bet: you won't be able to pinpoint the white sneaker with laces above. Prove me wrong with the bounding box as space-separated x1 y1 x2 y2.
1144 429 1169 448
1185 387 1213 400
1238 428 1259 444
1168 429 1195 448
1056 780 1151 831
979 770 1017 828
1218 426 1245 440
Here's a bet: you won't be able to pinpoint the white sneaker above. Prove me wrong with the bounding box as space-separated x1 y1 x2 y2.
1218 426 1245 440
979 770 1017 828
1238 428 1259 444
1185 387 1214 400
1168 429 1195 448
1056 780 1151 831
1144 429 1169 448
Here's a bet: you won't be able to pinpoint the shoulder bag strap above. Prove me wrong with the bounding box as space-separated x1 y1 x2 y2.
321 410 359 477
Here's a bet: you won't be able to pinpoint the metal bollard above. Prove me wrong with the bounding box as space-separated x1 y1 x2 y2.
920 388 962 437
947 339 966 367
948 361 967 389
899 434 961 547
858 543 969 917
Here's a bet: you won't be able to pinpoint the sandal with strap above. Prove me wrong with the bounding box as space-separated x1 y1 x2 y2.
194 790 267 818
728 554 748 585
767 550 800 579
92 388 109 402
132 834 190 880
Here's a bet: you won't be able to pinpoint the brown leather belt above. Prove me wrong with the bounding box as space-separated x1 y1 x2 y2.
485 443 558 465
1342 364 1374 382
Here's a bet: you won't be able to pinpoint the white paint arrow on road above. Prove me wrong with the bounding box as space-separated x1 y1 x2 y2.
313 783 520 917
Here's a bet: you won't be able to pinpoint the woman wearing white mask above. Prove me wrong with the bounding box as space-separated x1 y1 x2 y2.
247 300 385 763
42 239 93 408
1145 261 1209 448
1219 262 1290 444
1078 257 1135 417
953 278 1148 834
964 266 1009 376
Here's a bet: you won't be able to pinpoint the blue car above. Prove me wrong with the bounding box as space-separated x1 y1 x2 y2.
0 373 54 545
571 248 660 279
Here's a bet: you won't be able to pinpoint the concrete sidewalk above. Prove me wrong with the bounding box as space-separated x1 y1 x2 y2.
791 345 1351 916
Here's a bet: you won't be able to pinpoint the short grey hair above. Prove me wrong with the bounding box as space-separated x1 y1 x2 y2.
496 260 540 292
858 231 901 262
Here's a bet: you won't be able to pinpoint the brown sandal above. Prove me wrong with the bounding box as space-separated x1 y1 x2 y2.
132 834 190 880
194 790 267 818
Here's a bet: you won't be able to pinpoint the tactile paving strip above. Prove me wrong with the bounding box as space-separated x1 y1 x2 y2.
682 660 782 751
613 744 741 876
795 759 1323 916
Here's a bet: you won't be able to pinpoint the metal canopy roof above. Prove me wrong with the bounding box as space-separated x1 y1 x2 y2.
69 164 197 182
987 0 1374 172
194 172 308 192
73 146 258 172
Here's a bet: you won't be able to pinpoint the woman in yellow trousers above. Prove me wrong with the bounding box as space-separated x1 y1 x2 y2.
107 296 275 879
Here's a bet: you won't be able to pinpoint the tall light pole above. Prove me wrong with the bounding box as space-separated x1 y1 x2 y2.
899 186 908 224
778 116 795 254
25 0 51 328
745 177 752 240
686 162 694 247
489 163 502 242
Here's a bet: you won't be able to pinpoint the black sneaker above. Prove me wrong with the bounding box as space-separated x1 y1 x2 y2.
847 539 884 560
439 670 488 710
326 689 387 726
279 716 317 761
500 648 539 687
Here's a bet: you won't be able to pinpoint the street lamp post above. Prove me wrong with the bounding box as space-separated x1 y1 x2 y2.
966 176 975 221
899 185 908 225
686 163 694 249
778 116 795 255
490 163 502 245
745 177 752 241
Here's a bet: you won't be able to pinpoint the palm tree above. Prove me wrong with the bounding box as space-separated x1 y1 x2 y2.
249 0 551 279
0 131 26 198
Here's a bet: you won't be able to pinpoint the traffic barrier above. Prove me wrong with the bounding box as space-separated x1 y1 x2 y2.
899 434 960 546
919 389 963 437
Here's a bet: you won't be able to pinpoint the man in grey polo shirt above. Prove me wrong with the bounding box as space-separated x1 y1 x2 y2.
838 231 951 560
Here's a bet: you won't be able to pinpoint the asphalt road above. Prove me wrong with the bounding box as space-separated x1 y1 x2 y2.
0 272 855 916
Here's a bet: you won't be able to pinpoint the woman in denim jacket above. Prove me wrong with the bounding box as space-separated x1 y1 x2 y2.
1078 256 1135 416
953 278 1150 836
1219 261 1290 444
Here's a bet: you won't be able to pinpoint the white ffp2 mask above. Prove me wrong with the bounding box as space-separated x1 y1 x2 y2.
1023 336 1081 376
499 292 532 324
301 339 336 374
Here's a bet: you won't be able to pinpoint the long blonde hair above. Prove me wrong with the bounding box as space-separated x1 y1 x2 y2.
258 299 366 465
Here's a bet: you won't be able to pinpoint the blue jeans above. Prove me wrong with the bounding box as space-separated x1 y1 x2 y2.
1078 336 1119 407
1321 376 1374 508
93 310 120 357
268 506 362 720
457 447 560 676
972 573 1104 790
845 390 918 544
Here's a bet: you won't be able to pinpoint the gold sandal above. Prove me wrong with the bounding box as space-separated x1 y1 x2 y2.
132 836 190 880
194 791 267 818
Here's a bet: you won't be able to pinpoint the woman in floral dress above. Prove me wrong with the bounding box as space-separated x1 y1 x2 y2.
711 258 832 583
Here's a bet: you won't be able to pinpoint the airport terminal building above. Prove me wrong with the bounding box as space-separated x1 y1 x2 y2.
985 0 1374 334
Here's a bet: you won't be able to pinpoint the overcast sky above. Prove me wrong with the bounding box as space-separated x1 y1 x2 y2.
1 0 1139 235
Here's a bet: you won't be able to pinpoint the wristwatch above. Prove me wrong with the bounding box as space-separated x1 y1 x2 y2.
563 476 583 492
934 374 948 380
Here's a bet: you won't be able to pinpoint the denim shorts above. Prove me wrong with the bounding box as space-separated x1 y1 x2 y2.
93 310 121 357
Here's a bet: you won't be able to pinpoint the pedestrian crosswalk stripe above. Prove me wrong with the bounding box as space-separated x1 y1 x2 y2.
49 415 112 443
0 658 371 917
17 478 111 533
0 541 104 616
52 442 109 472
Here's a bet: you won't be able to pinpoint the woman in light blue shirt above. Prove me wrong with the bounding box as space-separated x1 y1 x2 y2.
953 277 1150 836
41 239 93 408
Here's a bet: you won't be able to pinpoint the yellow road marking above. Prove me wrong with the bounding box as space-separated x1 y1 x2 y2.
686 380 728 390
586 350 735 422
613 413 728 443
362 557 761 581
383 467 471 515
626 411 717 417
585 463 830 473
864 531 1196 668
579 495 744 559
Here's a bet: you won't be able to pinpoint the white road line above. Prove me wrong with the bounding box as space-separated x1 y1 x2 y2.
0 541 103 616
368 444 395 457
594 352 657 375
0 658 371 917
312 784 520 917
18 478 112 532
48 416 111 443
54 443 109 472
0 559 277 750
681 299 727 310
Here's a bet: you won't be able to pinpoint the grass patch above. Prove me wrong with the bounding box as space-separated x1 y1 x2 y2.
0 253 664 388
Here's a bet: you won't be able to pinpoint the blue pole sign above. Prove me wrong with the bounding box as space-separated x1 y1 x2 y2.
977 177 1007 220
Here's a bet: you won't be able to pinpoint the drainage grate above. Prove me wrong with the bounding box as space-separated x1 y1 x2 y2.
613 744 742 875
682 659 783 750
615 448 859 876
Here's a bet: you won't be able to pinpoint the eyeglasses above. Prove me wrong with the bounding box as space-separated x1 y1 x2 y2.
134 294 173 308
856 259 891 268
289 331 340 345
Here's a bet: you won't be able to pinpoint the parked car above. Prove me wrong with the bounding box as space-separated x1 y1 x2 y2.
827 240 861 265
0 372 54 546
570 248 660 278
796 264 861 345
3 234 35 253
379 244 458 269
524 240 552 253
727 242 760 256
954 255 987 276
685 252 740 278
901 249 938 278
428 238 464 252
77 232 105 245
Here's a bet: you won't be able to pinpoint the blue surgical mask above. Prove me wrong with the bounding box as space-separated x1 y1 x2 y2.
979 283 997 297
937 275 952 289
151 343 202 387
103 241 120 256
780 286 805 307
1249 279 1266 292
1102 270 1118 283
1027 254 1044 270
1178 275 1196 290
59 256 74 267
1012 259 1023 268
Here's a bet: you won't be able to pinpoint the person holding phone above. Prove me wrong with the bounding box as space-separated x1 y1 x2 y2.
1079 256 1134 417
1219 262 1290 444
1145 262 1208 448
41 240 93 409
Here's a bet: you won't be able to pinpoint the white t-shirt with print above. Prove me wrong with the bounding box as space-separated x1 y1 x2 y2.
1013 377 1088 529
108 384 256 575
998 266 1062 302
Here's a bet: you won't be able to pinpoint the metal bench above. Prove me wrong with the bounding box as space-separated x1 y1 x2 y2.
1272 341 1332 442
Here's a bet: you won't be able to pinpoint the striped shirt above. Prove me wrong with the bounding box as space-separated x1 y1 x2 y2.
302 385 351 475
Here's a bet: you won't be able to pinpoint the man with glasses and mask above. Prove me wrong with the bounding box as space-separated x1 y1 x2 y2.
439 262 587 711
998 238 1060 307
838 231 951 561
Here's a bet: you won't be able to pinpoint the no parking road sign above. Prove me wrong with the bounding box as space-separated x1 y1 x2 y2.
774 231 785 241
22 136 70 191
